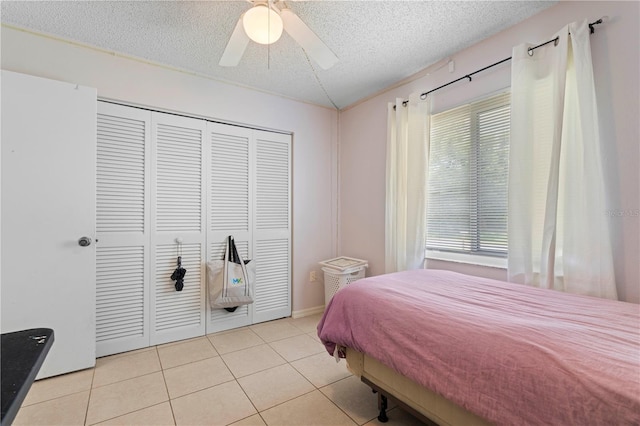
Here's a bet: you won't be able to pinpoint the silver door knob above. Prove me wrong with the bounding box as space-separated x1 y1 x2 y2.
78 237 92 247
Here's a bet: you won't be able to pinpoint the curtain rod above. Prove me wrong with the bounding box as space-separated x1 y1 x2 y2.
396 18 605 108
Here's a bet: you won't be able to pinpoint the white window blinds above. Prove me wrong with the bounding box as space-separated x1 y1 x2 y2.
427 91 510 257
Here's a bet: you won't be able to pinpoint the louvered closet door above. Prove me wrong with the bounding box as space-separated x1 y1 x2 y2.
206 123 253 332
150 112 207 345
96 102 151 357
252 130 292 324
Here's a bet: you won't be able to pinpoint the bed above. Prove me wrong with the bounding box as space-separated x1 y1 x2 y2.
317 269 640 425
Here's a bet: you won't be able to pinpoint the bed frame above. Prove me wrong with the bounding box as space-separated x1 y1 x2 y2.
346 348 491 425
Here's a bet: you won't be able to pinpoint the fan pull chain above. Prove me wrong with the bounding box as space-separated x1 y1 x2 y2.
303 50 338 110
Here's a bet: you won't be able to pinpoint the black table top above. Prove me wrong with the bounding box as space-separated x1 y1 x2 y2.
1 328 54 426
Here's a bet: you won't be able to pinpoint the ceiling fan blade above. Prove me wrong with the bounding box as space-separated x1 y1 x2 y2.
219 15 250 67
280 8 338 70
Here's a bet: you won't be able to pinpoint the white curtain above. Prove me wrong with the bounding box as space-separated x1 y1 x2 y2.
385 93 430 273
508 20 617 299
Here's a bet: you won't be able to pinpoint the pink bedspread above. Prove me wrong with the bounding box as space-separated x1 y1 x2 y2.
317 269 640 425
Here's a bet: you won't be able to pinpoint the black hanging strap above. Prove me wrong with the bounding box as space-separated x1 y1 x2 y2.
171 255 186 292
225 236 240 312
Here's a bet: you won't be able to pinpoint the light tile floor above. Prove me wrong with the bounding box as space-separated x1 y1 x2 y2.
15 315 425 426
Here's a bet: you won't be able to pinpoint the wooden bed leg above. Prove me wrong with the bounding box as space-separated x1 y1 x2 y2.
377 393 389 423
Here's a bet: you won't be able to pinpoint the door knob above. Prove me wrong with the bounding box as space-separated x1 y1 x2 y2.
78 237 92 247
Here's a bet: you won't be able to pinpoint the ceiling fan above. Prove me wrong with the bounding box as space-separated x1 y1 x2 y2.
219 1 339 70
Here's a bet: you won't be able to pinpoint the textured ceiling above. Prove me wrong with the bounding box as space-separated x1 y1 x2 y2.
1 1 556 109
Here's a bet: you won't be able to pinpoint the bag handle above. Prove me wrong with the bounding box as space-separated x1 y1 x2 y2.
222 236 231 297
223 236 250 298
230 237 242 265
230 236 250 297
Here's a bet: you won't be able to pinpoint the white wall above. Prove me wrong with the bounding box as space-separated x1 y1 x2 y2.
1 27 338 313
339 1 639 303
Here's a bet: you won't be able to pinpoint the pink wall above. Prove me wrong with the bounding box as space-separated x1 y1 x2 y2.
339 1 639 303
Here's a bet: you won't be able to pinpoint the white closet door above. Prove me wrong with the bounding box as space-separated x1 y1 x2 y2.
96 102 151 357
150 112 206 345
206 123 253 332
94 103 291 344
252 130 292 323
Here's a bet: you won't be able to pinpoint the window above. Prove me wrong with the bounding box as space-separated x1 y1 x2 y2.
426 91 510 259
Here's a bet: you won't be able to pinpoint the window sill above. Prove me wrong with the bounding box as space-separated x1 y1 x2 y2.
426 251 507 269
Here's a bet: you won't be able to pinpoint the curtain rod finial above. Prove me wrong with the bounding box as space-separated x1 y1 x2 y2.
589 16 607 33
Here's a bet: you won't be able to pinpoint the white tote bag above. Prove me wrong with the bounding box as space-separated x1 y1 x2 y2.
207 236 255 310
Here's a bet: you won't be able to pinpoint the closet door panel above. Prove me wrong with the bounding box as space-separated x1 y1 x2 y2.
206 123 253 332
255 137 290 231
254 238 290 320
97 114 147 234
209 125 251 234
154 243 202 333
150 113 206 345
96 103 151 357
96 246 146 352
155 121 204 233
253 131 291 324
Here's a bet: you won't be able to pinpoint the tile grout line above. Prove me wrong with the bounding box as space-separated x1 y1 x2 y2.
156 345 179 426
219 344 287 380
167 378 238 403
89 402 172 426
88 345 188 425
287 357 350 390
214 344 262 425
233 378 261 424
255 388 318 418
329 398 364 426
18 374 94 409
84 364 96 426
206 328 267 357
317 377 375 426
85 348 169 426
89 368 162 391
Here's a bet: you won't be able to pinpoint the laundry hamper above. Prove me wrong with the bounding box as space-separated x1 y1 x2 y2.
319 257 368 305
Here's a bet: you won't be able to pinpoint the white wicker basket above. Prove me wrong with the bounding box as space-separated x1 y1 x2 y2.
322 266 366 305
319 256 368 273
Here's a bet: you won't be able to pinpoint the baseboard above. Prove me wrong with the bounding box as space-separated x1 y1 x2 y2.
292 305 325 319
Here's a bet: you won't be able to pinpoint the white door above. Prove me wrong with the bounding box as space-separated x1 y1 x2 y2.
206 123 254 332
150 112 206 345
253 130 291 323
1 71 97 378
95 102 151 357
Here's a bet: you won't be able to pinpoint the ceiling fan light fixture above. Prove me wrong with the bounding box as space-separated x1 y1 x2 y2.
242 4 283 45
